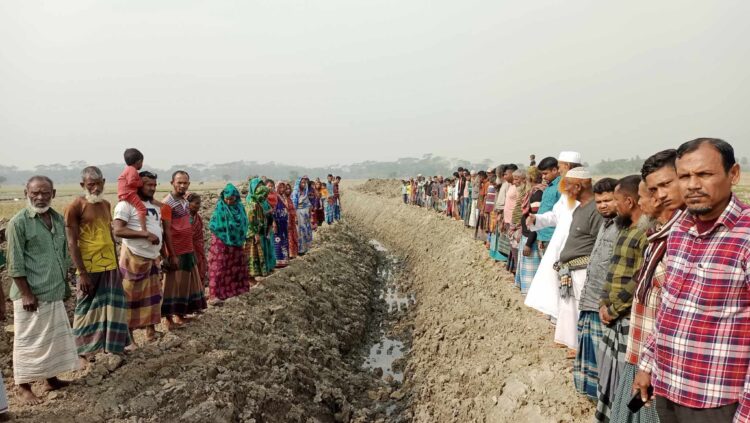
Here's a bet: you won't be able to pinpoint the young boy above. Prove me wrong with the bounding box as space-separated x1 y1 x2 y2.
118 148 148 232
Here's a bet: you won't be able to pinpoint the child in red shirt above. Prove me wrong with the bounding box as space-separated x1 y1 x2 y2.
118 148 148 232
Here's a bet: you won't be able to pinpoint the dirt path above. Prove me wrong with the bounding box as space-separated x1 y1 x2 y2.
345 180 594 422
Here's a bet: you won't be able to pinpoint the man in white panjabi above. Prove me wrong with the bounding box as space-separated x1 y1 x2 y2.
549 168 602 354
524 152 582 341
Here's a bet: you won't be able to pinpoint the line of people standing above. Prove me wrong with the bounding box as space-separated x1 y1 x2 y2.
403 139 750 423
0 148 343 411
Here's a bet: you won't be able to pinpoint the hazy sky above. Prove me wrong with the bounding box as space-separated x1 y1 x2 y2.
1 1 748 170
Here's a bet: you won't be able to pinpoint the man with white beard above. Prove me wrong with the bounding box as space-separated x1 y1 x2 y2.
6 176 80 405
65 166 130 365
524 151 582 352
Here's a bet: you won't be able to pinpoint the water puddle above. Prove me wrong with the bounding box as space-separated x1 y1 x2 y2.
364 338 406 383
363 239 414 384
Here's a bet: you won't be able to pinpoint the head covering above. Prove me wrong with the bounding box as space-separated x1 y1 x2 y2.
558 151 582 164
248 178 271 215
291 176 310 208
565 167 592 180
209 183 248 247
267 191 279 208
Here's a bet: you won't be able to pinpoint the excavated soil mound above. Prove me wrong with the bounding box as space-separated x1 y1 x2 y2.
356 179 402 199
345 180 595 422
4 224 393 423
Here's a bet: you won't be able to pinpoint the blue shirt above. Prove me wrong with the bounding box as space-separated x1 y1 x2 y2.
537 176 561 242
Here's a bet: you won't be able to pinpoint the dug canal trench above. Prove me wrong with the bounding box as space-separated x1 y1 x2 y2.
5 222 414 423
346 179 594 422
2 180 592 423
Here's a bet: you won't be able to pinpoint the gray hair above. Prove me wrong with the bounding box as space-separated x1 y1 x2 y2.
80 166 104 181
26 175 54 189
512 168 527 180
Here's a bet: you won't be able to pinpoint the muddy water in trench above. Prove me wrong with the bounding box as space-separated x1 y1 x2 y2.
362 240 414 406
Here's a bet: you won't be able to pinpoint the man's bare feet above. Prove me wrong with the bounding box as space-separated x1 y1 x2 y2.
566 349 577 359
17 384 43 405
78 356 91 370
172 315 188 326
145 325 157 342
43 377 69 392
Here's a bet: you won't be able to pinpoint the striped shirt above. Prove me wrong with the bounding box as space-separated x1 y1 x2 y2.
600 225 648 319
639 195 750 417
162 193 194 256
6 207 70 302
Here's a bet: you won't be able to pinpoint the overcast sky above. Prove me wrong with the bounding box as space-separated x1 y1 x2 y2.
1 1 747 170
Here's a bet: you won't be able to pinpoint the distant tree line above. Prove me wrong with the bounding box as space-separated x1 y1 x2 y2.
1 154 747 189
0 155 490 187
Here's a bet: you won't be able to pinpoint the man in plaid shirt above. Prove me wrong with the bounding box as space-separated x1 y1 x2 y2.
595 175 649 422
610 149 685 422
634 139 749 423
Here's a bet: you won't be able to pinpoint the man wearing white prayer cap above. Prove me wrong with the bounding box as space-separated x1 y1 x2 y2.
558 151 582 166
552 167 604 362
525 151 583 355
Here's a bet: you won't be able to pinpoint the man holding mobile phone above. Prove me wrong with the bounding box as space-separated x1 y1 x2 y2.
609 150 684 420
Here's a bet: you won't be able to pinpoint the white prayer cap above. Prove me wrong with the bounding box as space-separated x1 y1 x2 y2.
417 173 422 177
470 170 477 175
565 167 592 180
558 151 582 164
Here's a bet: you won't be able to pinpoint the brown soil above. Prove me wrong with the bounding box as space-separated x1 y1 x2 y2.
346 179 594 422
1 221 406 422
0 180 594 422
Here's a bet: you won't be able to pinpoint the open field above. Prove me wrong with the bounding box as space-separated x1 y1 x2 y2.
0 182 230 220
2 173 748 220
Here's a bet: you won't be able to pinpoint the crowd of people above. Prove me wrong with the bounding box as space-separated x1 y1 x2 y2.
402 138 749 423
0 148 342 413
1 139 748 422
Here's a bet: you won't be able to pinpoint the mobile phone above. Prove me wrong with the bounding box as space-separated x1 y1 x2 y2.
627 386 654 413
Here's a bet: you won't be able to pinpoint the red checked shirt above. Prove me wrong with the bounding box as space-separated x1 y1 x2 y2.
639 195 750 420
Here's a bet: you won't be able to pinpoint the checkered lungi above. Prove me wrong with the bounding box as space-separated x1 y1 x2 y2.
574 311 604 400
595 317 631 422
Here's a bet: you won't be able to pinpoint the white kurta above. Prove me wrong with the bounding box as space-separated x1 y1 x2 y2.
554 268 587 349
524 195 578 318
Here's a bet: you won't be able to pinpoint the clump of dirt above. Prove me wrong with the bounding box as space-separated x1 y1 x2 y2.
5 223 405 423
345 181 595 422
356 179 402 199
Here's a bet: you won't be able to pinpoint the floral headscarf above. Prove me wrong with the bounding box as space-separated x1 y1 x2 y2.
209 183 248 247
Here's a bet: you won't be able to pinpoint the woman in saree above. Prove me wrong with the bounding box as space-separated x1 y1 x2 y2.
262 180 278 271
292 176 314 255
324 177 335 225
282 183 299 258
245 178 274 278
311 180 325 230
307 180 319 230
268 180 289 268
208 184 252 300
187 192 207 284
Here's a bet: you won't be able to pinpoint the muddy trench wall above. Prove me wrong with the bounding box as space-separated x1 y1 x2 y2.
343 186 594 423
6 225 387 423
